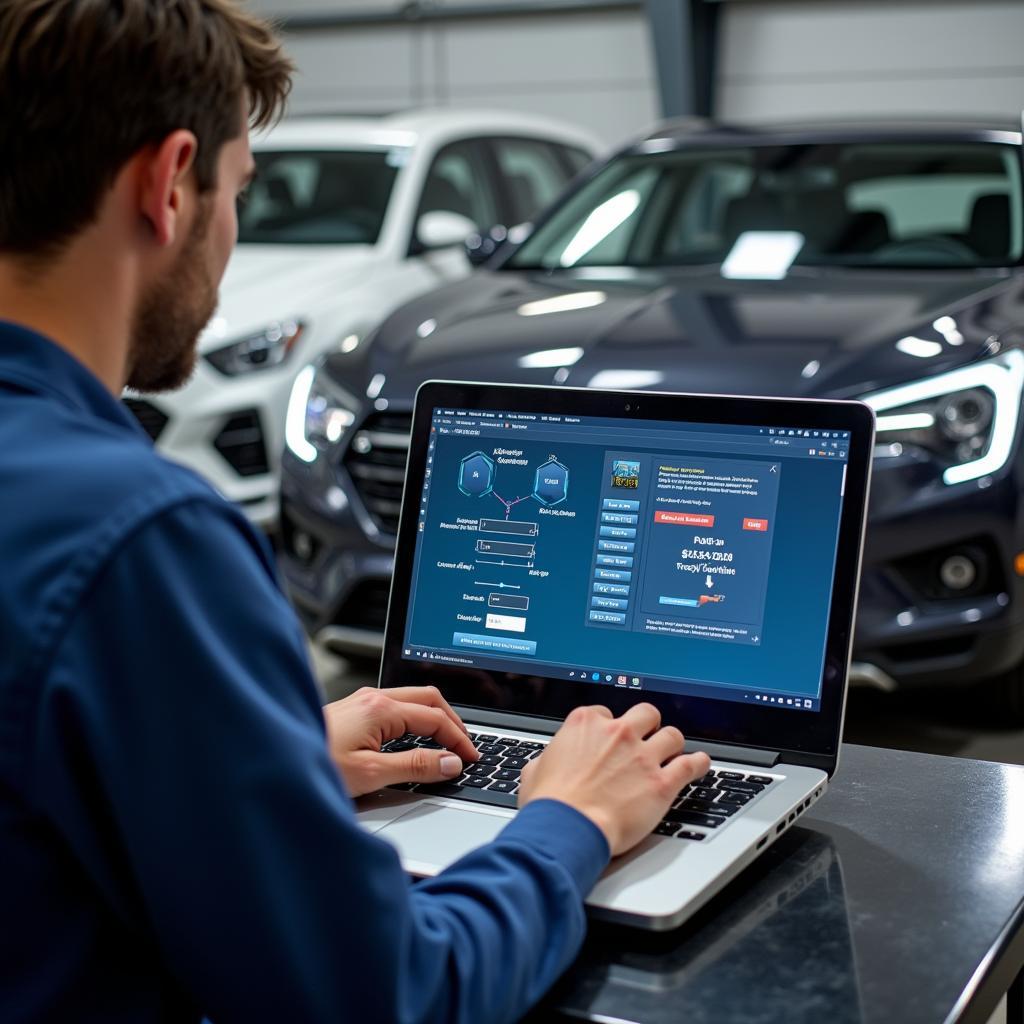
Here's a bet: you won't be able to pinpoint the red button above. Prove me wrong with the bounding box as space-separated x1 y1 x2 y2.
654 511 716 527
743 518 769 532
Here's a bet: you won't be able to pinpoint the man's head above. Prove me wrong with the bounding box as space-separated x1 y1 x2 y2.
0 0 293 391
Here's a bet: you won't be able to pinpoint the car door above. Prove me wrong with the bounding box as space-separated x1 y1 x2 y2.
412 137 499 282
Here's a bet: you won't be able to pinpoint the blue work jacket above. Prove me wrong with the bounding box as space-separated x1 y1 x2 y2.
0 321 608 1023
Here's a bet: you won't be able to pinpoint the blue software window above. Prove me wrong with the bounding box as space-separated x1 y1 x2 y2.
402 409 850 711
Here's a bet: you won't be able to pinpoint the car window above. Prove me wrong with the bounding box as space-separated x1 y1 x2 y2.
418 140 498 232
560 145 594 175
843 146 1012 241
493 138 577 222
508 142 1023 270
653 159 755 261
237 149 403 245
510 161 661 267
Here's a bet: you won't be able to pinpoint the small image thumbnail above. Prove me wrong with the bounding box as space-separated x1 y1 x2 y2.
611 459 641 489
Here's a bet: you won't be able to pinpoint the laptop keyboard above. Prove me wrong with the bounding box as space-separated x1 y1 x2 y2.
381 730 777 841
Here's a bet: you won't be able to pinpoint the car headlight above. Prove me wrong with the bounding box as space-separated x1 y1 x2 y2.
863 349 1024 485
205 320 305 376
285 364 357 464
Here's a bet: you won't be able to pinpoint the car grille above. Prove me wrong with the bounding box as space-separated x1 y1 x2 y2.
333 579 392 632
123 398 168 442
343 411 411 534
213 409 270 477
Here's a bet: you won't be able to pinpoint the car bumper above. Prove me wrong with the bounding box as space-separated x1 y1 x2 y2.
279 436 1024 687
124 360 297 528
279 440 397 650
849 450 1024 688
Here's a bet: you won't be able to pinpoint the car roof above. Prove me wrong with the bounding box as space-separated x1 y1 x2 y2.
635 115 1023 149
253 108 602 153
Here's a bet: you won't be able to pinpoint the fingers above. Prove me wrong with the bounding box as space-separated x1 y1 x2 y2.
565 704 613 726
383 686 471 738
517 757 538 806
393 702 479 762
367 748 465 789
661 750 711 793
620 702 661 736
645 725 685 764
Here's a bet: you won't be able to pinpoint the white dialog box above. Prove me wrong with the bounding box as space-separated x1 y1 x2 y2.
485 613 527 633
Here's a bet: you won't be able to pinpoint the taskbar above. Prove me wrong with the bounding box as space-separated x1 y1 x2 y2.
400 644 821 712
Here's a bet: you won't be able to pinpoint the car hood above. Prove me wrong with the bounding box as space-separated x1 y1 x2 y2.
357 266 1024 402
198 244 378 353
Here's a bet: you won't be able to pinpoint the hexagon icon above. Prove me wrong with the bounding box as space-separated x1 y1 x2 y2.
533 458 569 506
458 451 495 497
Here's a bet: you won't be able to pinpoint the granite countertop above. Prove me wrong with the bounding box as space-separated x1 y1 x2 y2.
532 744 1024 1024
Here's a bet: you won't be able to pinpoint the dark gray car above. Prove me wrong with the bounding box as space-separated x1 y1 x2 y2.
278 117 1024 719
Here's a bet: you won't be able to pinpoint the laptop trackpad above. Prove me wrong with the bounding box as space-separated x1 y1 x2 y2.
378 803 510 869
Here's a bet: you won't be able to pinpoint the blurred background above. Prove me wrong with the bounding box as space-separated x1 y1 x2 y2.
249 0 1024 141
140 0 1024 767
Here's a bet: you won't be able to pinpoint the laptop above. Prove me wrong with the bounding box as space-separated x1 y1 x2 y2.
356 380 874 930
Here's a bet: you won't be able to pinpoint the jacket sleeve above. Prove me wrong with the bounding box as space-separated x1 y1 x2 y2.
27 498 608 1024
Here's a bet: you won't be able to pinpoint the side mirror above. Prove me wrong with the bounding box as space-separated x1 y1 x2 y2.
465 222 532 267
465 224 507 267
416 210 478 251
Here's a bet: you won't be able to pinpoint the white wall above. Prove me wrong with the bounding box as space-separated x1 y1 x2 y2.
717 0 1024 123
249 1 659 147
249 1 1024 141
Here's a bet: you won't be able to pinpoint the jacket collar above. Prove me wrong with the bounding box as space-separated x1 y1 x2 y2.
0 319 146 437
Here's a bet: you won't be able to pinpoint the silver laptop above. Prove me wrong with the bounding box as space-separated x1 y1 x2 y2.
357 381 874 930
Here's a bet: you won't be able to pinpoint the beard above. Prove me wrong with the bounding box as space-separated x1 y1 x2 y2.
127 198 218 393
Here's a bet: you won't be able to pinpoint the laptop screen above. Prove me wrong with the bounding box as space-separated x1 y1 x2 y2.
399 404 851 714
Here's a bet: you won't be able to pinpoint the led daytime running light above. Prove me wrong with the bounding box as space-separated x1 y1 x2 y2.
864 350 1024 485
286 364 317 463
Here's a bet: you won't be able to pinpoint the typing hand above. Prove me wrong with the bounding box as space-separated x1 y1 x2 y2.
518 703 710 856
324 686 480 797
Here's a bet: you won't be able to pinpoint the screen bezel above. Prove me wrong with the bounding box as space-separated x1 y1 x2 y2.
380 381 874 772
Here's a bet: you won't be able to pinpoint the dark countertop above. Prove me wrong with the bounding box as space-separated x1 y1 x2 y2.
531 744 1024 1024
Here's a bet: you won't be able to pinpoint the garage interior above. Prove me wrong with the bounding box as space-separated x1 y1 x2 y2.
9 2 1024 1022
251 0 1024 767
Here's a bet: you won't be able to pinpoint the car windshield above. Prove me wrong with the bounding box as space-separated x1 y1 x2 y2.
237 149 403 245
507 141 1024 271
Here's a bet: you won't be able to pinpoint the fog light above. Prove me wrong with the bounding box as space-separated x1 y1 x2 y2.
939 554 977 591
293 530 314 562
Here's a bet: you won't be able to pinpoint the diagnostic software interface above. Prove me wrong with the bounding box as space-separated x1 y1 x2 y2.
402 407 851 712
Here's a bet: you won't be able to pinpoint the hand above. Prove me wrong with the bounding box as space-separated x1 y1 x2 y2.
517 704 710 856
324 686 479 797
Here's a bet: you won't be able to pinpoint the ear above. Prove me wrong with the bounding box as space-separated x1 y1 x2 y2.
137 130 199 248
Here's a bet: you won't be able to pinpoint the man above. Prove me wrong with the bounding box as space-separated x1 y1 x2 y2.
0 2 709 1021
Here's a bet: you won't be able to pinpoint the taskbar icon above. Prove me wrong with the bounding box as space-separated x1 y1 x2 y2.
754 693 816 710
574 670 643 689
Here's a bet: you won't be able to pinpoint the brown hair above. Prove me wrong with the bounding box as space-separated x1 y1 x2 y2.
0 0 294 258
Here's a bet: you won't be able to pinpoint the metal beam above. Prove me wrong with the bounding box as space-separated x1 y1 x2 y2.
278 0 641 33
692 0 721 118
644 0 720 119
277 0 719 118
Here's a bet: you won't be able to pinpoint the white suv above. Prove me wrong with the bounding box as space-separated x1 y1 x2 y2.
126 109 600 526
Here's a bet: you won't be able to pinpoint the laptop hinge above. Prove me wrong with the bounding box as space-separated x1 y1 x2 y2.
686 740 780 768
456 708 560 736
456 708 781 768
